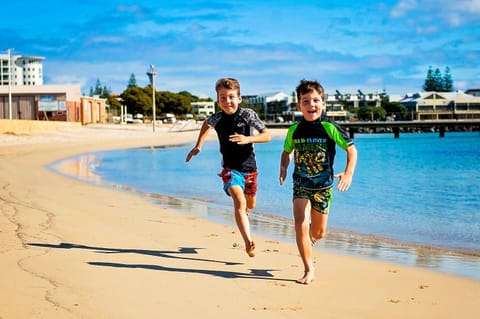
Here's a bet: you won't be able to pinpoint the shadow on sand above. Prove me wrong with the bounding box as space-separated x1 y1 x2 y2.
28 242 295 283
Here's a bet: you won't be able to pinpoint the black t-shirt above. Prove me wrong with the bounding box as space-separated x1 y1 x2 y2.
207 107 267 172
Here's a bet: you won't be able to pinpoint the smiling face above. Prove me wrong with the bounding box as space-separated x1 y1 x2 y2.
217 88 242 115
297 89 326 121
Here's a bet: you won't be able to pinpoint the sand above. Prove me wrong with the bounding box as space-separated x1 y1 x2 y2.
0 124 478 319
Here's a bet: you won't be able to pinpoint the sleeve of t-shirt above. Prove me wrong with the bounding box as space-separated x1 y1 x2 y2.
283 122 299 153
207 112 222 128
245 109 267 132
321 121 354 150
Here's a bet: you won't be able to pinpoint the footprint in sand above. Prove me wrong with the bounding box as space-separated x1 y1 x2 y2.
252 305 303 311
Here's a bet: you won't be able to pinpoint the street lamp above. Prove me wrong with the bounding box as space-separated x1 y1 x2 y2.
7 48 13 120
147 64 157 132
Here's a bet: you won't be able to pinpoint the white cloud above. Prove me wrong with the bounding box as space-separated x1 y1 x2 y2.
416 25 439 34
391 0 480 26
390 0 418 18
88 36 125 44
457 0 480 12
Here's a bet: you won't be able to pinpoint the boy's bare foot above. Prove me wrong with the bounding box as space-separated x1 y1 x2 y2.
310 235 318 246
246 241 255 257
309 229 317 246
296 270 315 284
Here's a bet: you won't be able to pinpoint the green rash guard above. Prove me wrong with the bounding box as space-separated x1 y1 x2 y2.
283 119 354 189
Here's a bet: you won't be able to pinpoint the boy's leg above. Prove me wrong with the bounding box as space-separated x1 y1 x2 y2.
293 198 315 284
310 210 329 242
309 187 332 242
244 171 258 214
228 185 255 257
245 195 256 214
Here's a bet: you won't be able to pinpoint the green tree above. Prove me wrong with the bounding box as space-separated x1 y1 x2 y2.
423 66 436 91
357 106 386 121
178 90 199 103
443 66 454 92
127 73 137 88
156 91 192 115
120 86 151 116
433 68 443 92
94 79 103 96
101 85 111 98
383 101 407 120
105 95 122 113
423 66 454 92
88 79 111 98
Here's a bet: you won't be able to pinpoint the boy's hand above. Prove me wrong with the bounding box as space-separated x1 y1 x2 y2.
229 133 250 144
334 172 353 192
185 147 200 162
279 168 287 185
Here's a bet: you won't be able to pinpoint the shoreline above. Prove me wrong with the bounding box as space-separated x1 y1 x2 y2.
47 130 480 280
1 124 479 319
49 158 480 280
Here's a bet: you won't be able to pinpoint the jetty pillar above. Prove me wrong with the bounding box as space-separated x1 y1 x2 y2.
393 127 400 138
439 126 445 137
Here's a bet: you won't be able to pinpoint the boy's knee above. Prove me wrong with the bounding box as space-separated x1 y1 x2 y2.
246 196 256 210
311 229 326 241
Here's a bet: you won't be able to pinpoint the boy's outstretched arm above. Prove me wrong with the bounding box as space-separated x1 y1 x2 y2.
334 145 357 192
185 121 211 162
279 151 292 186
229 130 271 145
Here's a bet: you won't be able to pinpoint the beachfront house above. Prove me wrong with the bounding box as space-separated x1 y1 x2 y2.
191 101 215 119
243 92 292 122
400 91 480 120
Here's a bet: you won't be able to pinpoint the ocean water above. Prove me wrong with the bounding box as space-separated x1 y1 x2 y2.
49 131 480 279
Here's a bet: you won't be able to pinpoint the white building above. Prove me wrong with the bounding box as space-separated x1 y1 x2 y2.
399 91 480 120
243 92 292 108
243 92 292 121
191 101 215 118
0 53 44 86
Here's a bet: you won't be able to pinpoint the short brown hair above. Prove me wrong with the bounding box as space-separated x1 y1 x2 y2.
296 79 325 102
215 78 241 96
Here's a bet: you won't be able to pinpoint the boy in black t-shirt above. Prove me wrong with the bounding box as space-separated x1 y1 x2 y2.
186 78 271 257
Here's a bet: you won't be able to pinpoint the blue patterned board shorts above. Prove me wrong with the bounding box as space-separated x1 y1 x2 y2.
218 168 258 196
293 184 333 214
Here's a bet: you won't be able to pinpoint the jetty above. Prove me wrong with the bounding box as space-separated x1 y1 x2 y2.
267 119 480 138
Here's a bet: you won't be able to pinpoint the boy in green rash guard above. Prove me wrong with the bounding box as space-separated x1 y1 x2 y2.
279 79 358 284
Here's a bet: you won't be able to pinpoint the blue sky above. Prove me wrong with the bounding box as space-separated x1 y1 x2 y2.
2 0 479 98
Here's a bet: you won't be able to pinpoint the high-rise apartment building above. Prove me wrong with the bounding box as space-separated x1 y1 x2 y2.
0 53 44 86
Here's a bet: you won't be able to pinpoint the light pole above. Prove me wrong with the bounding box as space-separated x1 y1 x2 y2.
7 48 13 120
147 65 157 132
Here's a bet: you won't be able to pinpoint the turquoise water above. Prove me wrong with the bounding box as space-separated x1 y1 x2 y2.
50 131 480 279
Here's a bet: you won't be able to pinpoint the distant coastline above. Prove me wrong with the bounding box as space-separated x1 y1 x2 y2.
267 119 480 134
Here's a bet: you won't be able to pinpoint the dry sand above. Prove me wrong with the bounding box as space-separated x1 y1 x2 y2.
0 124 478 319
